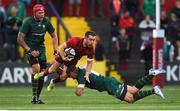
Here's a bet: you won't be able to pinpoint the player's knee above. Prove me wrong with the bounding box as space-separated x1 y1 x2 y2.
48 67 55 73
32 65 40 74
60 75 67 81
60 72 68 80
127 86 139 94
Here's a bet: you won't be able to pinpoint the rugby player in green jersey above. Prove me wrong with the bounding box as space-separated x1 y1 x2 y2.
17 4 58 104
49 67 165 103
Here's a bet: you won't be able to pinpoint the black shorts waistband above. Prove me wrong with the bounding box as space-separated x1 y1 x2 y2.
117 84 127 101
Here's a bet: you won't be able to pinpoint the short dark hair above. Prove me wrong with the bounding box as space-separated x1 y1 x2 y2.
85 31 96 37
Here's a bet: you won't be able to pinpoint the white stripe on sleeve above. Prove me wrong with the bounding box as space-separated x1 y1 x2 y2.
87 58 94 61
78 84 85 88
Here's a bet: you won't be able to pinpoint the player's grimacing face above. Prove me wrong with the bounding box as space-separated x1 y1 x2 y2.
35 10 45 21
85 35 96 47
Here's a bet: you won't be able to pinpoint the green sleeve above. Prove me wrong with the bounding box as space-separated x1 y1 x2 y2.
77 72 86 84
19 18 30 35
46 19 55 34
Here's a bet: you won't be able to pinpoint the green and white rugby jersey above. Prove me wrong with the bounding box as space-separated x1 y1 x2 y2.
20 16 54 50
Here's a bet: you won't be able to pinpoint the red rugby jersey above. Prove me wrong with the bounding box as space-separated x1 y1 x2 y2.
65 37 94 65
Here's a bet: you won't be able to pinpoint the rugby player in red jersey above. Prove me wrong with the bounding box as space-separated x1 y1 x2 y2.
34 31 96 91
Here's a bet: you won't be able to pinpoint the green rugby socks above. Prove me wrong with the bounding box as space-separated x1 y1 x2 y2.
133 89 155 102
134 75 153 89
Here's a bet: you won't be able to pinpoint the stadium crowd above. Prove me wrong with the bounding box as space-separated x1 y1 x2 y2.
0 0 180 64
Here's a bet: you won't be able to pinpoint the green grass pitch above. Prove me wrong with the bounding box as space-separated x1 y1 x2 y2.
0 85 179 110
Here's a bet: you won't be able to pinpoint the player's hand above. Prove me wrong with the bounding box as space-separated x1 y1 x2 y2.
53 50 58 56
84 75 90 83
31 50 40 57
62 56 72 61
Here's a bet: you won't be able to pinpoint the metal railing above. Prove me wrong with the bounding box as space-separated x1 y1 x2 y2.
47 1 71 39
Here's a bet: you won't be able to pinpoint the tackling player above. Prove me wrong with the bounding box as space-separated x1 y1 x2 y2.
17 4 58 104
67 67 165 103
34 31 96 90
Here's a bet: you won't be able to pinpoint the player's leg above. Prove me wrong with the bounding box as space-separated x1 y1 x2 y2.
133 89 155 102
133 68 166 90
123 91 134 103
47 76 66 92
133 86 165 102
29 58 40 104
47 76 65 92
60 65 69 80
123 85 155 103
153 85 165 98
34 60 61 80
47 65 68 92
133 74 153 90
34 54 63 80
36 59 47 104
125 84 165 103
26 52 41 104
31 63 40 104
123 88 155 103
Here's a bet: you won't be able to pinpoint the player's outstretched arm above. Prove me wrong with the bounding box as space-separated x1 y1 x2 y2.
84 60 93 83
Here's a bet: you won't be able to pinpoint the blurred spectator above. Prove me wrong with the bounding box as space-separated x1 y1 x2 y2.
160 11 168 39
68 0 81 16
160 11 168 31
168 13 180 42
140 38 152 75
111 21 119 42
177 38 180 60
171 0 180 19
141 0 156 18
125 0 138 18
0 0 6 46
5 0 26 62
163 37 175 62
119 11 136 28
139 15 155 54
139 15 154 73
109 0 124 26
115 28 130 64
167 13 180 60
95 36 105 61
139 15 155 29
21 0 31 6
7 0 26 21
119 10 136 58
88 0 104 19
